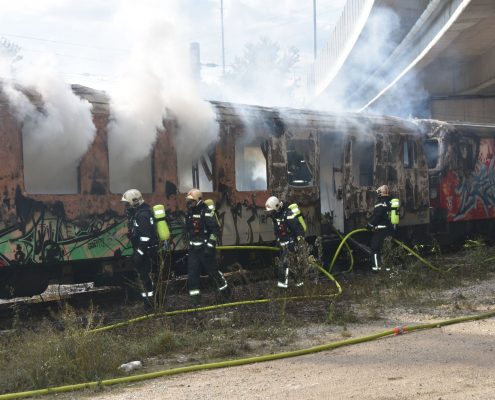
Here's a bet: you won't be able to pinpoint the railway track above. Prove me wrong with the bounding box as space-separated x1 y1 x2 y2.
0 284 131 330
0 267 267 331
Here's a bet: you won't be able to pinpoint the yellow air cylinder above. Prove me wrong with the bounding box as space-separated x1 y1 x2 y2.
152 204 170 241
288 203 307 233
204 199 220 224
390 198 400 225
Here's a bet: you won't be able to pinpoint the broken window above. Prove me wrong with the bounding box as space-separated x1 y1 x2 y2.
352 138 374 187
23 142 80 194
403 140 416 169
287 139 315 187
235 137 268 191
109 150 153 194
177 150 214 193
423 139 439 169
458 141 475 170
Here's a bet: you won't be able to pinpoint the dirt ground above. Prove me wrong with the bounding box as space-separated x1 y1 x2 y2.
65 273 495 400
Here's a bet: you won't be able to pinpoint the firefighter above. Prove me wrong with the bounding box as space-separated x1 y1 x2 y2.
265 196 306 288
122 189 158 305
367 185 394 271
185 188 229 306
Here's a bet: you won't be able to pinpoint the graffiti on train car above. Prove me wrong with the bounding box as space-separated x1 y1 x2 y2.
440 138 495 221
0 187 281 266
166 196 275 250
0 188 132 266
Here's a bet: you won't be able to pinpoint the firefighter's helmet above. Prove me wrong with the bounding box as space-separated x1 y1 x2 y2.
265 196 282 212
376 185 390 197
121 189 144 207
186 188 202 207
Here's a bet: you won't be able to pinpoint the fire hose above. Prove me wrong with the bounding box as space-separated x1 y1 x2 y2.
1 309 494 400
1 239 494 399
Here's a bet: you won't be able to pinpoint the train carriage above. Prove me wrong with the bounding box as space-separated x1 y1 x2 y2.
420 120 495 244
0 83 454 298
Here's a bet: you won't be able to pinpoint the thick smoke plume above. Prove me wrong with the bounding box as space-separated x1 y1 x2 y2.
108 0 218 194
0 49 96 194
311 5 429 118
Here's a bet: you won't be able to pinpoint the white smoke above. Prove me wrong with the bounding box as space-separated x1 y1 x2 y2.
310 5 430 119
1 50 96 194
107 0 218 194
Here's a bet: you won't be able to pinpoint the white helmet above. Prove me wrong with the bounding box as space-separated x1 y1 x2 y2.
265 196 282 212
376 185 390 197
186 188 202 207
121 189 144 207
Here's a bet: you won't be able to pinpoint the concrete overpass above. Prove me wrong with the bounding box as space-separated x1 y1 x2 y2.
308 0 495 123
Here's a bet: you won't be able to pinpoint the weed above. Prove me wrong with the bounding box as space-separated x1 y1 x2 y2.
1 238 495 395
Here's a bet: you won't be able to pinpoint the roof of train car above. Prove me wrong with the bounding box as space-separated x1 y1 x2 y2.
210 100 420 134
1 82 422 134
419 118 495 138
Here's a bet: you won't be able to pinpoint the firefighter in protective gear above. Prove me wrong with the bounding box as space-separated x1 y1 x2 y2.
185 188 229 306
367 185 393 271
122 189 159 304
265 196 306 288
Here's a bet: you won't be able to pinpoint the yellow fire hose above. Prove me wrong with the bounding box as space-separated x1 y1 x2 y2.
330 227 356 273
329 228 465 274
89 245 341 334
2 309 494 400
1 240 494 399
329 228 370 273
91 228 472 335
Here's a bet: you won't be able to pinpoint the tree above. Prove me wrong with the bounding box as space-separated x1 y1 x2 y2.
222 36 300 106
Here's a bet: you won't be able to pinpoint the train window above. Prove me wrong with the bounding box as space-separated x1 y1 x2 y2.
235 137 268 191
287 139 315 187
352 139 374 187
458 142 475 170
403 140 415 169
109 152 152 194
22 128 82 194
423 139 439 169
23 149 80 194
178 150 214 193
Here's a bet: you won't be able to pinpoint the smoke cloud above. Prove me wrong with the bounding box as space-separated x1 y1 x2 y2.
107 0 218 194
0 47 96 194
310 5 430 119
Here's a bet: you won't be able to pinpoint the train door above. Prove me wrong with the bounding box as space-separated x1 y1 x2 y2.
342 135 375 231
399 135 429 226
285 129 320 237
320 131 345 231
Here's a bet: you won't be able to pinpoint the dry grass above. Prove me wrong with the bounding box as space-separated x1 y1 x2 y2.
1 238 495 395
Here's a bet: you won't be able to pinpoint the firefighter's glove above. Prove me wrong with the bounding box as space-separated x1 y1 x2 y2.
132 249 145 264
205 241 216 256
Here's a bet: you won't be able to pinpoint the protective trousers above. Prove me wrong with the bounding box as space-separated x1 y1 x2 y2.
370 227 393 271
132 249 156 296
187 247 228 295
276 247 304 288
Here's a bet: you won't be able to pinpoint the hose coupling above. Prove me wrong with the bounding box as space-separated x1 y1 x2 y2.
393 326 408 335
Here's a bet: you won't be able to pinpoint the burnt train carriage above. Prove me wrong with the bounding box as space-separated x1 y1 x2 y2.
420 120 495 244
318 113 430 237
0 83 432 298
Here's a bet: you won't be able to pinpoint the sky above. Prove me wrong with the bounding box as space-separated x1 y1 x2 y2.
0 0 349 194
0 0 347 92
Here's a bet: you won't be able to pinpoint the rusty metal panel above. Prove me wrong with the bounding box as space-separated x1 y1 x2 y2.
342 116 430 231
